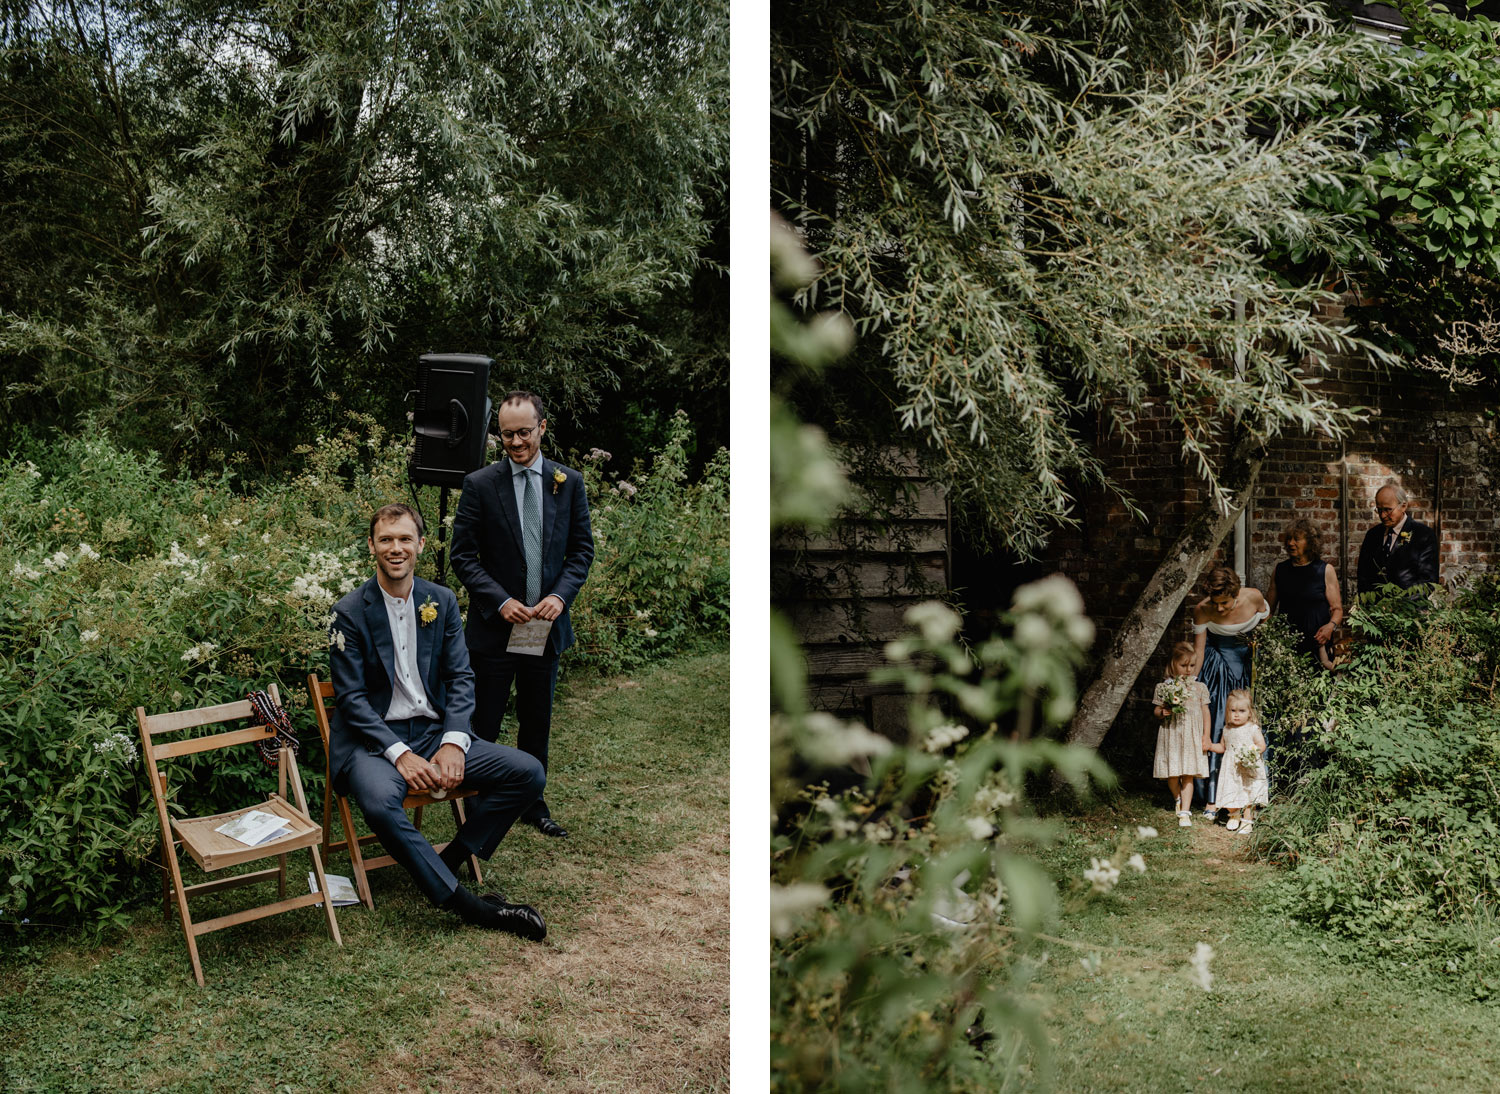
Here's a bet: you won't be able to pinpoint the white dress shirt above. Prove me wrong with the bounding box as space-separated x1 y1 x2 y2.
377 584 471 765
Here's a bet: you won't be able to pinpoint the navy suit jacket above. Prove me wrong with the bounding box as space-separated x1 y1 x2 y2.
326 575 476 784
1355 518 1439 594
450 456 595 658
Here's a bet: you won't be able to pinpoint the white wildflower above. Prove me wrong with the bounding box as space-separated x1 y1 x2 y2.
923 722 969 753
80 629 100 644
904 600 961 643
42 550 69 572
644 628 658 638
262 532 272 543
91 732 138 763
791 712 893 767
616 481 637 498
180 641 218 663
1127 854 1147 874
22 460 40 479
328 628 347 652
11 562 41 580
1083 857 1121 894
974 783 1016 813
165 542 192 567
1136 826 1159 839
76 542 100 561
965 817 995 840
770 882 828 937
861 821 894 844
634 609 651 621
1189 942 1215 991
195 536 209 548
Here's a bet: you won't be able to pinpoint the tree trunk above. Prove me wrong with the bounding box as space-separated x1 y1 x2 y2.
1065 433 1265 751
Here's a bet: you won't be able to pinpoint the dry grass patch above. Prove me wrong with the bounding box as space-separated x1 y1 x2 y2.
372 830 729 1093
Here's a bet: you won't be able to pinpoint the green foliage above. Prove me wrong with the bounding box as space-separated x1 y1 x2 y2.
569 410 729 676
0 419 727 926
0 0 728 468
773 0 1387 554
1255 582 1500 997
771 589 1120 1091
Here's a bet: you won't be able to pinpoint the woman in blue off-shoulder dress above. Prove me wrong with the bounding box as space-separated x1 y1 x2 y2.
1190 565 1268 818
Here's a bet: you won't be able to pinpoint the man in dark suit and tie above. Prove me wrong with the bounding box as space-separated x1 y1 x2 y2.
327 502 548 938
1355 483 1440 594
451 392 595 838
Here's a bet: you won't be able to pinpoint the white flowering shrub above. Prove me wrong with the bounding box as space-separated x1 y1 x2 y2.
771 583 1126 1090
568 409 729 674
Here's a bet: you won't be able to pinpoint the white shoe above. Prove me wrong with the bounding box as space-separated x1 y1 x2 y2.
1226 817 1240 831
1177 811 1192 828
1202 807 1218 820
1240 820 1254 834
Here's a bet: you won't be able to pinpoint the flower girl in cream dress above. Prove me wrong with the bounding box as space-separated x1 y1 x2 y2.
1213 689 1268 832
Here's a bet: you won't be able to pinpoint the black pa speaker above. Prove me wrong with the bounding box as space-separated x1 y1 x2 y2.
409 353 494 487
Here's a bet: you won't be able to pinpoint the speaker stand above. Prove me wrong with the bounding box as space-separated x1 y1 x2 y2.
433 485 452 588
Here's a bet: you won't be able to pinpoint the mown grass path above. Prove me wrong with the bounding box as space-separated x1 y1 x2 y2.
0 645 728 1093
1037 793 1499 1092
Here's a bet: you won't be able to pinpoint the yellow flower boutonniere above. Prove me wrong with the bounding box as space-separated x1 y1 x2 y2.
1398 530 1412 545
552 468 567 495
419 596 438 627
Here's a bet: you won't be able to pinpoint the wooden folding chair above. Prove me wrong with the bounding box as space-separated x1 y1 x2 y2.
137 684 342 986
307 674 482 910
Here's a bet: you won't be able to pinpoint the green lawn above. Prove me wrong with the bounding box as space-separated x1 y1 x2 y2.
0 645 729 1094
1035 792 1500 1092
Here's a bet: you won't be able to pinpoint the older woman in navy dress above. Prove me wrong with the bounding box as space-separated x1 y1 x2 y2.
1191 566 1269 817
1266 518 1343 669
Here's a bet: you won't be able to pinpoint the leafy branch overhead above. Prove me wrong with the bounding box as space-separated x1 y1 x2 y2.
773 0 1389 555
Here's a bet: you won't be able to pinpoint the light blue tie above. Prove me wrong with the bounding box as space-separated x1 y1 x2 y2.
522 469 542 605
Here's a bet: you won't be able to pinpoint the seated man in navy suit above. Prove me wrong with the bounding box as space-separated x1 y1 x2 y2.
327 503 547 939
1355 483 1440 595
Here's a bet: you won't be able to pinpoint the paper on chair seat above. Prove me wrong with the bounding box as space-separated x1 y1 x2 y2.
215 809 294 847
506 617 552 656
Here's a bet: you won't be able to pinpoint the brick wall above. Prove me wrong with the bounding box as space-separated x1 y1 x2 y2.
1046 335 1499 758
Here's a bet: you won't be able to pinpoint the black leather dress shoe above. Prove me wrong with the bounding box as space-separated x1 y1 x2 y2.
534 818 569 838
487 900 546 941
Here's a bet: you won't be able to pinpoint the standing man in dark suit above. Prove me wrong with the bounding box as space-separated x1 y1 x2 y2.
1355 483 1440 594
451 392 595 839
328 502 548 939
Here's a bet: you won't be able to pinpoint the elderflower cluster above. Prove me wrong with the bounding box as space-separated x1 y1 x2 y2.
1083 857 1121 894
42 550 69 572
181 640 218 663
290 550 361 608
76 542 100 561
812 796 858 838
80 629 100 644
12 562 41 580
92 732 138 764
923 722 969 753
974 782 1016 813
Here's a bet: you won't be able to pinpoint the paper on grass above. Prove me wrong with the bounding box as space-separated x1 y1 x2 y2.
215 809 293 847
308 872 361 908
506 617 552 656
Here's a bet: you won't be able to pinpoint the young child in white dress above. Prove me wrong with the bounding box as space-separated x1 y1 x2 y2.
1152 642 1212 828
1211 689 1268 832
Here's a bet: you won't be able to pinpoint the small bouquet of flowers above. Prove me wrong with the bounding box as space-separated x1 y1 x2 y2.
1156 676 1195 715
1233 744 1261 771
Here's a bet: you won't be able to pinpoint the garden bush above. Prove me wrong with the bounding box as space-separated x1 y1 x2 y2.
0 417 727 928
1254 580 1500 997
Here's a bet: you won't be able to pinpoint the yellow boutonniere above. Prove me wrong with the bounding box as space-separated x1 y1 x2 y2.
1398 530 1412 544
552 468 567 495
419 596 438 627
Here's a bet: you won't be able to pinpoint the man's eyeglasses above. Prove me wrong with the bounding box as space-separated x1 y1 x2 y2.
1374 505 1399 515
500 427 536 441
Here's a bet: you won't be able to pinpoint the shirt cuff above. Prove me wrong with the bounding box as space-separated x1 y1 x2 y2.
383 741 412 764
440 731 472 755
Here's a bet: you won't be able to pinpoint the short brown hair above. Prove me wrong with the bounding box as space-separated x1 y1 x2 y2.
500 391 545 422
1281 518 1322 560
369 503 425 540
1205 565 1240 599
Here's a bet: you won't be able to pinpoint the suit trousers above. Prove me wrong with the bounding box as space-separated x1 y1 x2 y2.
341 718 545 905
470 648 561 823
